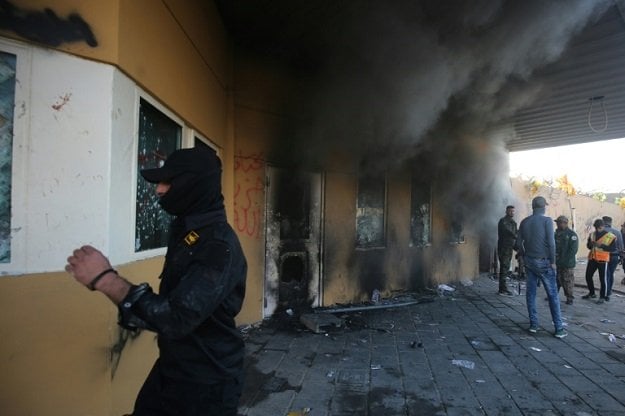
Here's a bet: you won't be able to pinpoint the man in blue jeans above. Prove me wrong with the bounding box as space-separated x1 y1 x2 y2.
516 196 567 338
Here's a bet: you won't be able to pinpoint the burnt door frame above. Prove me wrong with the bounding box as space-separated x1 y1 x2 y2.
264 166 323 317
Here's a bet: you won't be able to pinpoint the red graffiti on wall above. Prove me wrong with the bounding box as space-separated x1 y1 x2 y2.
234 152 265 238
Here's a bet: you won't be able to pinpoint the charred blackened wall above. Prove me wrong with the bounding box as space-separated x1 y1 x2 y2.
227 1 613 305
251 0 612 232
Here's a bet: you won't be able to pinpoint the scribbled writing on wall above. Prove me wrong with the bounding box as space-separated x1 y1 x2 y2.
0 51 16 263
234 151 264 239
0 0 98 47
135 99 181 252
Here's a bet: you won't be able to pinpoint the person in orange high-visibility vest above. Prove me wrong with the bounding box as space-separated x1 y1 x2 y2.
583 218 617 304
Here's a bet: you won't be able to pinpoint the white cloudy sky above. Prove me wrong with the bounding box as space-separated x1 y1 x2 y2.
509 137 625 194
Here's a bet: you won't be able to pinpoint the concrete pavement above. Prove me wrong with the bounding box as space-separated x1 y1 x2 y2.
237 272 625 415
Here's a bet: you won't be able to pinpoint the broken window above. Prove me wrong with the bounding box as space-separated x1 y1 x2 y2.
134 98 181 252
450 218 465 244
356 175 386 248
0 51 16 263
410 178 431 247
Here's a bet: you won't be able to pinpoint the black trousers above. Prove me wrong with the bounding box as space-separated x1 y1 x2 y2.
585 259 608 298
132 360 243 416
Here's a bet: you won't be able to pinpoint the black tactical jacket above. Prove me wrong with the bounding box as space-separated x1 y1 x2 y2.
118 211 247 383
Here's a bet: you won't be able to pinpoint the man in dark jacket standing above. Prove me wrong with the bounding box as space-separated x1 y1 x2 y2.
516 196 567 338
497 205 517 296
554 215 578 305
65 147 247 415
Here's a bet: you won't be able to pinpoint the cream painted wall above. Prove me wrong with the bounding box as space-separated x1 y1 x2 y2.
1 38 113 275
0 39 199 273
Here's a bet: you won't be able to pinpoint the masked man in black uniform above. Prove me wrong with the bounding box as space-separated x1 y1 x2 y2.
66 147 247 415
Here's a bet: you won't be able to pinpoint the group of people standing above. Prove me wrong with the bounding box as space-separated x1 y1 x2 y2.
496 196 624 339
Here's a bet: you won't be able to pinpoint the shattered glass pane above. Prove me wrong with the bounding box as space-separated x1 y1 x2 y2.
356 176 385 248
135 99 180 252
410 179 431 247
0 51 16 263
450 219 465 243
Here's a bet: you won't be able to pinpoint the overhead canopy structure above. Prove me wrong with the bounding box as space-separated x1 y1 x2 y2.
508 4 625 151
216 1 625 152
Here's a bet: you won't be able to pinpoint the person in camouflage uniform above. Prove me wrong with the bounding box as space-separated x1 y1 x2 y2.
497 205 517 296
554 215 578 304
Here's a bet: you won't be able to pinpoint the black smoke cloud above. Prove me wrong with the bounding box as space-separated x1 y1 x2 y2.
268 0 611 232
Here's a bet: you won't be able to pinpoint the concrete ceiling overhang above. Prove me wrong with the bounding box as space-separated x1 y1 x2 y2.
507 2 625 151
215 1 625 152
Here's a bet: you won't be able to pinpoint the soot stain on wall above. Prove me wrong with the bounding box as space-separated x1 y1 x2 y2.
110 328 143 379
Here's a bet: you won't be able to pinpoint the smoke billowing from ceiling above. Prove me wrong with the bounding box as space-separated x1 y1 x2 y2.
285 0 610 230
222 0 612 230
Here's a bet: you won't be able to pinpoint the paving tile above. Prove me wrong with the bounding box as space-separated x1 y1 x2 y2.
239 274 625 415
244 390 296 416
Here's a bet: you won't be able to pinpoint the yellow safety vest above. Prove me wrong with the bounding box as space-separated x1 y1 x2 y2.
588 231 616 262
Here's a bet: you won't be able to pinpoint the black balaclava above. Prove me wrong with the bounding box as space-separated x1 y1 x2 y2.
159 170 224 217
140 147 225 219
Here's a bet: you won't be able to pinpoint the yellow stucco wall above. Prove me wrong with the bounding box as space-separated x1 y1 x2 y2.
0 272 112 414
0 257 163 415
230 51 301 320
117 0 230 144
108 259 164 415
232 105 269 322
